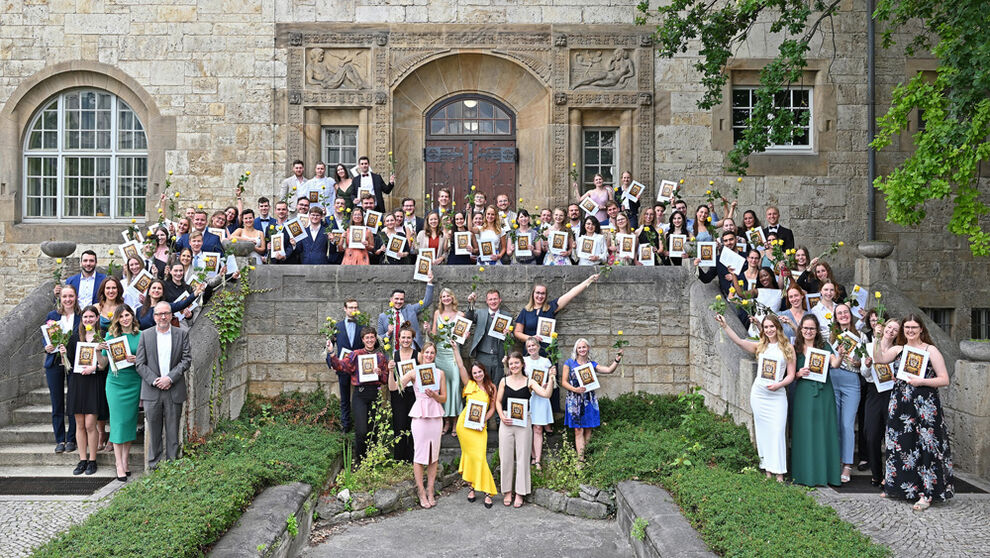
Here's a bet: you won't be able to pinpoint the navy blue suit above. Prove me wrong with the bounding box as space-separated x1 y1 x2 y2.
254 215 277 234
294 224 331 265
174 230 223 254
64 272 107 307
326 318 364 431
266 223 295 264
42 310 81 445
324 216 345 265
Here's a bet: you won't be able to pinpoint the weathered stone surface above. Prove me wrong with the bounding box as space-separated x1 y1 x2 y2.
373 488 399 511
565 497 609 520
335 488 350 503
615 480 715 558
209 482 313 557
530 487 567 513
316 495 345 519
579 483 600 501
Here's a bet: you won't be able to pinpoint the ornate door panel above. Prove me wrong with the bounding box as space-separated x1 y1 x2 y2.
424 95 517 211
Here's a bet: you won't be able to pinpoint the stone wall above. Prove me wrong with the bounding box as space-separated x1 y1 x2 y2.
943 359 990 479
0 281 54 427
239 265 693 399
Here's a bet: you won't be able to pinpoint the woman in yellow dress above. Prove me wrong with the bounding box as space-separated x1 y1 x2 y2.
456 361 498 508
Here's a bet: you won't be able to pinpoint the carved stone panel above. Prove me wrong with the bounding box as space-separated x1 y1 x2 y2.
305 48 370 90
569 48 636 90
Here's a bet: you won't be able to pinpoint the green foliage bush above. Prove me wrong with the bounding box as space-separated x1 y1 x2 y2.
32 394 342 558
597 391 688 429
666 467 890 558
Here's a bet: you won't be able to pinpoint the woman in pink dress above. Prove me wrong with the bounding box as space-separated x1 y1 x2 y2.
397 342 447 508
577 173 613 223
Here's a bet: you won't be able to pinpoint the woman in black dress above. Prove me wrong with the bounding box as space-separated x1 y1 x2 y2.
63 305 109 476
873 314 953 510
387 326 419 462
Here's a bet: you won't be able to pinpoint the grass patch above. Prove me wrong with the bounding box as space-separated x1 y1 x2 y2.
32 391 343 558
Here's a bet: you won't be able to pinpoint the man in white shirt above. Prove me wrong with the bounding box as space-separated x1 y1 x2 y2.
301 161 335 211
279 159 308 211
55 250 106 307
496 194 517 226
136 302 191 470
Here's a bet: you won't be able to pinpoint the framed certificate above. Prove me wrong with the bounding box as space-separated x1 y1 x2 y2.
656 179 677 203
208 227 227 240
451 316 473 345
385 235 406 259
487 312 513 340
348 225 367 249
576 235 599 260
804 348 830 383
837 331 861 357
416 363 440 393
479 239 496 258
200 252 222 276
579 196 599 216
697 241 717 268
548 230 568 255
667 234 687 258
616 233 636 258
897 345 929 382
463 399 488 431
357 353 379 384
129 268 156 294
364 210 383 233
171 291 197 320
454 231 472 256
285 217 306 242
338 347 352 360
756 354 783 387
873 362 895 392
413 254 432 282
746 227 767 248
536 316 556 344
73 342 99 372
806 292 822 311
40 321 63 348
119 240 144 264
623 180 645 202
573 362 600 391
515 234 532 257
106 336 134 370
506 397 529 427
420 247 437 262
396 358 417 380
637 243 655 266
269 233 285 258
328 229 344 245
307 190 320 203
529 367 550 388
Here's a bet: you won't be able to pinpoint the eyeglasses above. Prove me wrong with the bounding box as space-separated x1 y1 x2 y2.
800 327 818 332
903 325 921 330
154 312 171 317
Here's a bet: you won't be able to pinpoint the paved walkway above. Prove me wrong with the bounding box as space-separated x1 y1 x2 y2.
303 486 631 558
814 485 990 558
0 498 110 557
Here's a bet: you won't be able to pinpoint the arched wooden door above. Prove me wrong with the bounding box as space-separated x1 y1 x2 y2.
424 94 517 210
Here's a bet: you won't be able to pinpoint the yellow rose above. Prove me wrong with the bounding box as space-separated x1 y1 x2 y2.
715 294 722 301
388 151 392 155
346 208 352 213
689 237 695 241
853 285 860 292
617 330 624 335
513 224 519 229
326 317 333 322
518 198 523 203
565 223 572 228
292 186 297 191
418 300 424 305
478 266 485 272
389 301 395 307
738 280 744 285
131 218 137 224
231 237 237 243
146 231 152 237
825 312 833 320
85 324 93 331
452 201 457 206
706 190 712 195
471 185 476 191
383 344 391 351
534 205 540 210
56 258 63 264
107 312 113 319
706 216 711 222
158 208 163 213
644 226 651 232
571 162 576 167
729 287 736 295
551 332 558 339
741 299 749 305
708 180 714 185
737 177 743 183
875 292 882 299
249 265 256 270
198 204 204 209
838 241 844 247
351 311 359 317
108 249 114 256
679 179 684 184
167 170 173 176
175 192 180 197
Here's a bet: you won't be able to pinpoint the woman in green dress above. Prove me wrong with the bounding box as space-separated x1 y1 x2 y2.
432 288 466 436
791 314 845 486
103 304 142 482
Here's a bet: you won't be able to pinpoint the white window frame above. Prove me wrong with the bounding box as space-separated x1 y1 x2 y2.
22 89 148 222
582 127 618 189
731 86 814 153
321 126 359 168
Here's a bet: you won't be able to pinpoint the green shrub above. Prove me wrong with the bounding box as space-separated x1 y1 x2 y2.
32 398 342 558
597 391 688 429
666 467 890 558
532 432 584 496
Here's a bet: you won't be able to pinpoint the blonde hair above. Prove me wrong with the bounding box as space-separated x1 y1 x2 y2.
755 314 795 361
437 288 459 313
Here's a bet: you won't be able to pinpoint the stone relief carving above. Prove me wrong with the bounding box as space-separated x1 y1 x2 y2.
554 92 567 105
306 48 369 90
289 32 303 47
570 48 636 90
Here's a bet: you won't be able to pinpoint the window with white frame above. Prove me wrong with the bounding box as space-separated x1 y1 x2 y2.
322 127 359 168
582 128 617 188
731 87 812 150
23 90 148 220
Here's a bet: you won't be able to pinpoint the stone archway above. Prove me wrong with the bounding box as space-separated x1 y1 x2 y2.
391 52 550 211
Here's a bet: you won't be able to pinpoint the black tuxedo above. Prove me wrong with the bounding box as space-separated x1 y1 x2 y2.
326 318 364 431
348 171 394 212
762 224 795 251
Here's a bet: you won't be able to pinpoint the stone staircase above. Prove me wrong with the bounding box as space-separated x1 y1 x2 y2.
0 385 144 479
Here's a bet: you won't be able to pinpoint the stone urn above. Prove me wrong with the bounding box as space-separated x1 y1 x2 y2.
857 241 894 259
40 241 77 258
960 340 990 362
222 239 255 257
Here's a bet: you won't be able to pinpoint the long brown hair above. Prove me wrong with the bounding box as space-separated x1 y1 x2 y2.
896 314 935 346
77 305 101 339
471 360 496 402
785 284 808 311
97 276 125 308
108 304 139 338
794 314 825 356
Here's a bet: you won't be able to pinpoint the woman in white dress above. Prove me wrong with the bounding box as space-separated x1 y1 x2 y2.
714 313 796 481
229 208 266 265
575 216 607 266
523 336 556 468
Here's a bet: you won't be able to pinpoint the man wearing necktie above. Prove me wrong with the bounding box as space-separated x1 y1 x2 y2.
326 299 364 432
465 289 511 387
376 272 434 350
349 156 395 213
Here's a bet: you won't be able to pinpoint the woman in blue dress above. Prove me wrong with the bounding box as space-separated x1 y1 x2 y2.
560 338 622 461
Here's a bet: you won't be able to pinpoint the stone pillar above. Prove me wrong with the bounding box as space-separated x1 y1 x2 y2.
620 109 633 178
854 240 896 288
568 108 582 201
304 108 321 167
943 357 990 479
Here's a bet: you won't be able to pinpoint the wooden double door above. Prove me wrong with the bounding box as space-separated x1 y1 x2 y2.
424 140 517 209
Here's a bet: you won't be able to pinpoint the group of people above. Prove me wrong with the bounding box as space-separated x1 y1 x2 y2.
43 270 192 479
324 271 622 509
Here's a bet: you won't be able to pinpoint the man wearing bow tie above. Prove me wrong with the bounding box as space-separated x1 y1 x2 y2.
351 156 395 213
762 206 795 250
326 299 364 433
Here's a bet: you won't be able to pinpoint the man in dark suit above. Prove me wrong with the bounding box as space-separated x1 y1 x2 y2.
696 230 747 296
325 299 364 432
401 197 424 234
56 250 106 307
349 156 395 213
615 171 642 229
288 206 331 265
464 289 510 387
762 206 795 251
175 210 223 253
136 302 191 470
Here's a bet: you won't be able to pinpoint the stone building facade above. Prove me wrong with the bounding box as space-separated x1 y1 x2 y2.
0 0 987 336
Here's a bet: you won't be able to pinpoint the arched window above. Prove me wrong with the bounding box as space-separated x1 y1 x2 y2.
427 96 514 137
23 89 148 220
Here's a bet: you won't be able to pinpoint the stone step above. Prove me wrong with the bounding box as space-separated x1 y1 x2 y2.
11 404 57 425
0 443 143 467
0 464 132 479
24 387 56 407
0 423 144 444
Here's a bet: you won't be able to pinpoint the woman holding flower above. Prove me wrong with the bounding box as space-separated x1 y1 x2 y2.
873 315 953 509
103 304 141 481
446 210 478 265
475 206 507 265
395 342 446 508
691 205 714 242
64 305 109 476
95 277 125 331
575 216 607 266
661 210 690 266
523 336 556 468
634 207 661 265
431 288 467 435
42 285 81 453
560 339 622 460
340 206 377 266
611 212 637 266
576 173 613 224
376 213 414 265
415 211 448 265
776 284 809 342
329 327 390 463
387 326 418 462
542 208 574 266
144 226 172 279
714 313 795 481
509 209 542 265
791 314 843 486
